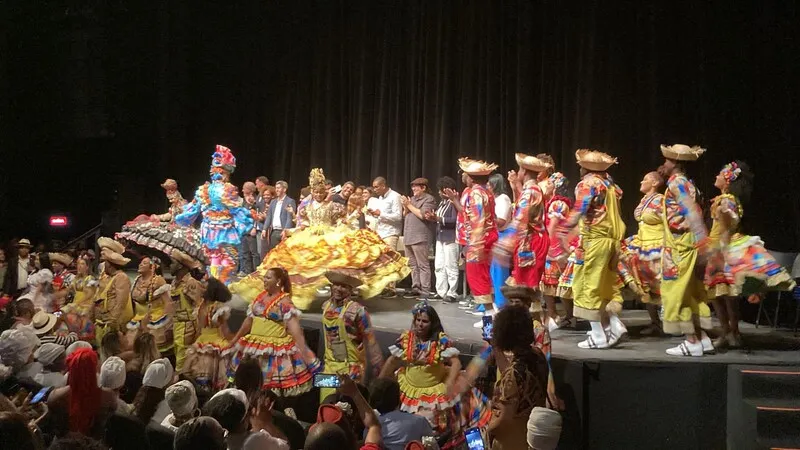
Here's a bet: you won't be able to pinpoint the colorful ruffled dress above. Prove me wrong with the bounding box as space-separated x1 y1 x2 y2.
389 330 491 448
556 237 581 300
127 275 174 354
540 196 572 296
61 275 97 342
705 194 795 299
623 193 664 301
229 200 410 310
228 291 321 396
182 302 231 393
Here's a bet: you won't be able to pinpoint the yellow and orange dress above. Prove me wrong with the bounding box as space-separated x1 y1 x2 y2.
389 330 491 447
228 291 321 396
623 193 664 302
705 194 795 298
62 275 97 342
182 301 231 393
127 275 173 354
230 200 409 310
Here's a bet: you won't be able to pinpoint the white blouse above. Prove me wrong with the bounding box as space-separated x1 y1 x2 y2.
494 194 513 230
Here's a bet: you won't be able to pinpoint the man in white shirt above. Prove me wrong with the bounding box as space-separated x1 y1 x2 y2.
266 181 297 252
369 177 404 296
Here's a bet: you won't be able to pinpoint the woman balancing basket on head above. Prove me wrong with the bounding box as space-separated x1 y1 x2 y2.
229 167 410 310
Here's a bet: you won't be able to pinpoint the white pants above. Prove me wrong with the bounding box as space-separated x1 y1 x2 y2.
434 240 460 299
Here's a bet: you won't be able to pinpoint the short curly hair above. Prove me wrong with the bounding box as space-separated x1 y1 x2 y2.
492 305 534 351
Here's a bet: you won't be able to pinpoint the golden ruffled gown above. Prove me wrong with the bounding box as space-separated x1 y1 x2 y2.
230 199 410 310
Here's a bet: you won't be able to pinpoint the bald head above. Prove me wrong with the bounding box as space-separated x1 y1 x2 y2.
304 423 351 450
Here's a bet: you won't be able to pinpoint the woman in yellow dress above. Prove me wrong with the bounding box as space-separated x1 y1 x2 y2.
62 256 98 342
127 256 173 357
181 278 234 394
230 168 409 310
227 267 321 397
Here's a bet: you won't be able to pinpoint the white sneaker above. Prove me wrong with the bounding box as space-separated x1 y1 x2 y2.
458 298 472 306
578 332 610 349
700 332 716 354
546 317 560 332
608 315 628 346
665 340 704 357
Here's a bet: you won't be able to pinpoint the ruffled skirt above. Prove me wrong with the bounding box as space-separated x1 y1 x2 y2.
623 235 662 299
182 327 231 393
229 225 410 310
116 215 206 264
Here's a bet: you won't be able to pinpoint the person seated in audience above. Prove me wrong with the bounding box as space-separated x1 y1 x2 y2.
0 328 41 384
175 417 228 450
48 432 107 450
132 358 173 427
202 388 253 450
255 389 306 450
367 378 434 450
30 310 77 347
11 298 35 330
98 356 131 413
32 343 67 388
126 332 161 375
161 380 199 432
246 391 291 450
304 375 382 450
104 412 149 450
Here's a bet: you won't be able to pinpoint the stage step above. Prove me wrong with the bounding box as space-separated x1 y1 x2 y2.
729 366 800 450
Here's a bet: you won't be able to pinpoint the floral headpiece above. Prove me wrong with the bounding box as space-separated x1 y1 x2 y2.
211 145 237 173
720 162 741 183
411 300 431 316
309 168 326 190
549 172 567 190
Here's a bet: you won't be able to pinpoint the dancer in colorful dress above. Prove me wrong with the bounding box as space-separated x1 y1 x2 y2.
229 168 409 310
127 256 173 357
540 172 573 331
61 256 98 342
94 237 134 346
228 267 321 396
657 144 714 357
623 171 666 334
318 271 383 400
175 145 254 284
117 179 206 267
452 158 498 328
705 161 796 349
556 150 626 349
487 174 514 309
182 277 234 394
380 301 491 449
169 249 205 371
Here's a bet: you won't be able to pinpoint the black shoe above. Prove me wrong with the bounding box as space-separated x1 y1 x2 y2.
403 289 420 299
382 289 398 298
443 296 458 304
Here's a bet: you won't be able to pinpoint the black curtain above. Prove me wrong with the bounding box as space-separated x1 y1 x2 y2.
3 0 799 249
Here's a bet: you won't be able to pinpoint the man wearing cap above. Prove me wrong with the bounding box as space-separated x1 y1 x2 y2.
320 271 383 400
494 154 552 310
400 178 436 298
94 237 134 346
657 144 714 357
556 150 627 350
3 238 34 296
162 380 200 432
33 342 67 388
169 249 204 371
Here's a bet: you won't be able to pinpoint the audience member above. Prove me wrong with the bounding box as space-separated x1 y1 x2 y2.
0 411 39 450
161 380 199 432
32 343 67 388
48 432 106 450
401 178 436 299
233 358 263 401
174 417 227 450
104 413 148 450
65 341 91 357
132 358 173 426
127 333 161 375
3 239 33 297
98 356 131 413
305 376 381 450
368 378 433 450
526 407 562 450
247 392 290 450
31 311 78 347
203 388 250 450
12 298 35 330
0 328 41 383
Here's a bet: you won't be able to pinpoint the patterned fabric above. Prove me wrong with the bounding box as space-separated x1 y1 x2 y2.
558 173 622 234
556 237 582 299
62 275 97 342
490 350 548 450
623 193 665 299
495 180 545 265
456 188 472 246
540 197 572 295
182 302 231 393
321 299 383 379
664 173 706 243
229 292 321 397
463 184 498 263
127 275 173 353
389 330 490 447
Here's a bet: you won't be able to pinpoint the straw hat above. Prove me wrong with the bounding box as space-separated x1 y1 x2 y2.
325 271 363 288
49 253 73 267
17 239 33 248
170 249 203 271
31 311 58 336
100 247 131 267
515 153 553 172
575 149 618 172
97 237 125 254
161 178 178 191
500 285 537 301
458 157 498 176
660 144 706 161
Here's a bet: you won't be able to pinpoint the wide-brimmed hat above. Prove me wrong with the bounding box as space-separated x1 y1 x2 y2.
100 247 131 267
170 249 203 271
660 144 706 162
325 271 363 288
49 253 73 267
161 178 178 191
500 285 537 301
515 153 553 172
31 311 58 336
410 177 429 186
17 239 32 248
458 157 498 176
97 237 125 254
575 149 618 172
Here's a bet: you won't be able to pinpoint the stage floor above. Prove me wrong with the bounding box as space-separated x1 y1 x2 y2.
298 295 800 366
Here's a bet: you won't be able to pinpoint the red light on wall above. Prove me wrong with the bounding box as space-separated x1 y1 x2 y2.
49 216 68 227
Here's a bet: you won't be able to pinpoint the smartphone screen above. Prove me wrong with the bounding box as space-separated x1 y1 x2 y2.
481 315 493 342
464 427 485 450
30 387 53 405
313 373 341 389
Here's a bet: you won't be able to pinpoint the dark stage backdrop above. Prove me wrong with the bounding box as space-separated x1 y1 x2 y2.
2 1 799 250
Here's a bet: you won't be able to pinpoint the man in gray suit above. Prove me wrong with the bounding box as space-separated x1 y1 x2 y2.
266 180 296 252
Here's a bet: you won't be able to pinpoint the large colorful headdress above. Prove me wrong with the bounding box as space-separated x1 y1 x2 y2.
549 172 568 190
575 149 618 171
660 144 706 162
309 168 326 190
458 157 498 176
211 145 237 173
720 161 742 183
411 300 433 316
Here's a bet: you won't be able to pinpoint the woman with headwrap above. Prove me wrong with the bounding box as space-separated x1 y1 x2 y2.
0 328 41 384
379 301 491 449
45 347 118 439
132 358 174 426
33 343 67 388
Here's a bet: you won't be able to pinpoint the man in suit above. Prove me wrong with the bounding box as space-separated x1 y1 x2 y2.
266 181 296 252
3 238 34 297
254 176 270 259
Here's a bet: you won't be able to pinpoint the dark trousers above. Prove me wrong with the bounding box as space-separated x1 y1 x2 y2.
240 234 259 274
268 229 284 252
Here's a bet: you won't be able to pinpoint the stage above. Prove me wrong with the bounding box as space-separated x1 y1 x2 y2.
293 295 800 450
